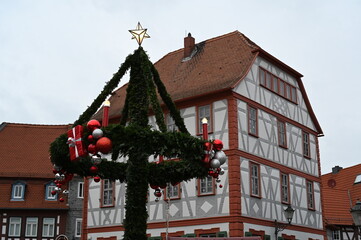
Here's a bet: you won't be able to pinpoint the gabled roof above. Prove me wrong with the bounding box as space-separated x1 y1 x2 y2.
0 122 70 178
321 164 361 226
96 31 323 135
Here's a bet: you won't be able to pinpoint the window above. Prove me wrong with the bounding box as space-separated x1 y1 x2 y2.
307 180 315 210
11 181 25 200
259 67 297 104
248 106 258 136
303 131 310 158
78 182 84 198
278 120 287 148
332 230 340 240
101 179 114 207
25 217 38 237
165 183 181 200
45 182 57 200
281 173 290 204
198 105 212 134
42 218 55 237
75 218 82 237
166 114 178 132
198 176 215 196
250 162 261 197
9 217 21 236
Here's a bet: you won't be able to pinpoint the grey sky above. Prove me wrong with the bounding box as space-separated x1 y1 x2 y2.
1 1 360 174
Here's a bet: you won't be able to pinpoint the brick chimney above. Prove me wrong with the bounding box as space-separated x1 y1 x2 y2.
184 33 195 58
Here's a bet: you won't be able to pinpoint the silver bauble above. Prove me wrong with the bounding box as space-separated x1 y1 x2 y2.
55 173 61 180
60 174 66 181
55 187 62 192
155 198 159 202
63 190 69 195
216 179 221 183
91 155 102 165
214 151 227 165
219 168 225 175
92 128 104 139
210 158 221 168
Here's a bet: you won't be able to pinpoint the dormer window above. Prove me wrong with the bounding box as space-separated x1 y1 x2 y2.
11 181 26 201
45 182 57 201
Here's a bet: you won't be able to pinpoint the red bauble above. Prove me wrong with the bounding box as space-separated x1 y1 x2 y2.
56 183 62 188
94 176 101 182
213 173 219 178
219 184 223 188
88 134 94 143
90 166 98 174
59 197 65 202
88 144 97 154
154 190 162 198
213 139 223 151
51 190 57 196
87 119 101 131
96 137 112 154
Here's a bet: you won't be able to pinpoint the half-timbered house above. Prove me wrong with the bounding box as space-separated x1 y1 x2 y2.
83 31 325 240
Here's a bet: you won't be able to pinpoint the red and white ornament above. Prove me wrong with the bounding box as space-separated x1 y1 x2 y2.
87 119 101 131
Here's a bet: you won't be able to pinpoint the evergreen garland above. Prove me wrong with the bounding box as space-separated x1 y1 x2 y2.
50 47 208 240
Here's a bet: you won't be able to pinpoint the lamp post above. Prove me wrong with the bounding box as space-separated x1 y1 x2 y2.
350 201 361 238
275 205 295 239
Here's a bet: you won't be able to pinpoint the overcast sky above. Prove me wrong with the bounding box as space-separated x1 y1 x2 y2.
1 1 360 174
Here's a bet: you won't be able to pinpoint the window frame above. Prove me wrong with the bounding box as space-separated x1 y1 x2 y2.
164 183 181 200
75 218 82 238
306 180 315 210
9 217 22 237
42 218 55 237
45 182 57 201
250 162 261 198
280 173 290 204
248 105 258 137
197 176 215 196
11 181 26 201
197 104 213 135
259 67 298 104
101 179 115 208
78 181 84 198
25 217 38 237
277 119 287 148
303 131 311 159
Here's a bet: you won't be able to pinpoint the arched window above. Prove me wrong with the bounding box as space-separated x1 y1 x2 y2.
11 181 26 200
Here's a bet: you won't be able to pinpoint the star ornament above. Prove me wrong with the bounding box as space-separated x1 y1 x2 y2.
129 22 150 46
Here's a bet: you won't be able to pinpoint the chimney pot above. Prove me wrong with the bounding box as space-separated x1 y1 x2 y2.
332 165 343 174
184 33 195 58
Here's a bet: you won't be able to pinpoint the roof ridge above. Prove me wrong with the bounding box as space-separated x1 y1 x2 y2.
155 30 256 65
1 122 70 128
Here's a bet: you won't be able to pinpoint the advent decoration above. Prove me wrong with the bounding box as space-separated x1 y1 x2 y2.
49 23 227 240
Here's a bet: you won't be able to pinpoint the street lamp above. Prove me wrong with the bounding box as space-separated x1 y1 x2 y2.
275 205 295 239
350 201 361 237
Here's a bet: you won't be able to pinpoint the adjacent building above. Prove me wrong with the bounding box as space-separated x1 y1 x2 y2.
322 165 361 240
81 31 324 240
0 123 83 240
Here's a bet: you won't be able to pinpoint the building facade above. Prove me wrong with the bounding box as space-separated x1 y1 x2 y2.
0 123 83 240
83 31 325 240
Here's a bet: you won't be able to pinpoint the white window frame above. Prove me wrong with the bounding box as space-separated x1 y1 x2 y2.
332 230 340 240
75 218 82 237
9 217 22 237
281 173 289 204
101 179 114 207
307 180 315 209
250 162 260 197
78 182 84 198
248 106 258 136
45 182 57 200
42 218 55 237
11 182 25 200
165 183 180 200
198 176 214 196
25 217 38 237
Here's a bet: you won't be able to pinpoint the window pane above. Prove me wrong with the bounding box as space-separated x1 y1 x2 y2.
279 81 285 96
78 182 84 198
266 72 272 89
285 84 291 99
259 69 265 86
291 87 297 102
273 76 278 92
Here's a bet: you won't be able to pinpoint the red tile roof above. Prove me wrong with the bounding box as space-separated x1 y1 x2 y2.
321 165 361 226
0 122 70 178
94 30 323 135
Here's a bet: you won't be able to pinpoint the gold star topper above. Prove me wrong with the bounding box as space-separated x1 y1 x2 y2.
129 22 150 46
